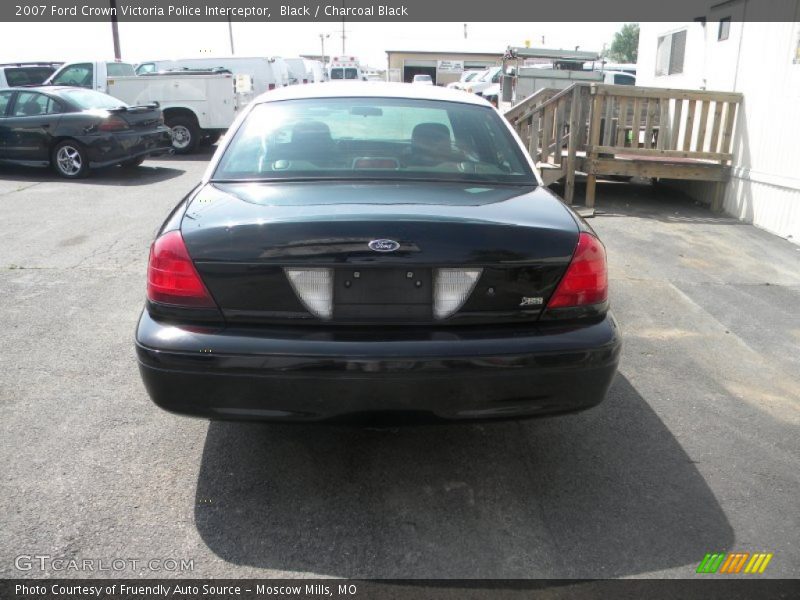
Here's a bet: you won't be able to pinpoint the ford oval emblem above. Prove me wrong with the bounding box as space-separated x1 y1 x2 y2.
368 239 400 252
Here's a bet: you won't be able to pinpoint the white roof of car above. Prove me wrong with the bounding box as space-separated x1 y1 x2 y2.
254 82 493 107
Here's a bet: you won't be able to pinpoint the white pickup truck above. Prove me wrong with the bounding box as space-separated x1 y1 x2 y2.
46 60 247 153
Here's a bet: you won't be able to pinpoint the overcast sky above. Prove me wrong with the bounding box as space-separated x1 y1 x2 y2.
0 21 625 68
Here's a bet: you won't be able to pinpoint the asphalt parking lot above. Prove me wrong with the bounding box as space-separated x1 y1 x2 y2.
1 155 798 579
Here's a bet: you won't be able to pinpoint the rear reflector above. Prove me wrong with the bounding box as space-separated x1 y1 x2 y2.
147 231 216 308
547 232 608 308
285 268 333 320
433 268 482 319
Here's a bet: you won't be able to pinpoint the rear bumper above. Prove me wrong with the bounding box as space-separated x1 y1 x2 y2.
82 127 173 167
135 311 622 422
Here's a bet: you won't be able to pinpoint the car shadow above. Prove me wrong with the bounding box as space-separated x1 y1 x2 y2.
193 374 733 578
158 144 219 162
0 163 185 186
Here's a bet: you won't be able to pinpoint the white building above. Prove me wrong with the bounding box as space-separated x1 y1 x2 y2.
637 6 800 244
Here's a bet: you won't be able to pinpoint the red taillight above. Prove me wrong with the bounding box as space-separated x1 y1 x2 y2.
147 231 216 308
98 115 130 132
547 232 608 308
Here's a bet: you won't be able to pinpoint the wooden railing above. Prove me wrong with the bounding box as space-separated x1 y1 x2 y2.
505 83 743 210
586 84 742 159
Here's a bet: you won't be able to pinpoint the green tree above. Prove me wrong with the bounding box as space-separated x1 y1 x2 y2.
608 23 639 63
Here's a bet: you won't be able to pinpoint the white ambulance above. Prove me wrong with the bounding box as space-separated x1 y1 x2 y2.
327 56 364 81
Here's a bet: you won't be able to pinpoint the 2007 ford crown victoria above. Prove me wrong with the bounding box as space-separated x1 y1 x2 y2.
135 83 621 422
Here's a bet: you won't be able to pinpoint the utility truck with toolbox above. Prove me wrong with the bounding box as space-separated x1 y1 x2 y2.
134 56 289 95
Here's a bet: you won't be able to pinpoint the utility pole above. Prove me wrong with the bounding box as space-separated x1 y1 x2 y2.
109 0 121 60
227 16 235 54
341 0 346 54
319 33 330 67
464 23 467 39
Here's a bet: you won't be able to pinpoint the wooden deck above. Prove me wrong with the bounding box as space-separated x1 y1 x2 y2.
504 83 743 212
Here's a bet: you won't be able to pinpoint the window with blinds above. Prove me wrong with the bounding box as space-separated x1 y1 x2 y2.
655 29 687 76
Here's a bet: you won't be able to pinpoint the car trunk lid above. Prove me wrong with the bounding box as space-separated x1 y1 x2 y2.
109 104 163 130
180 181 580 324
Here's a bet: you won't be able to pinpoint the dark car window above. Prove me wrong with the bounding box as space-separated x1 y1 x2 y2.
4 66 56 87
214 97 535 185
58 89 127 110
107 62 135 77
12 92 61 116
0 90 13 116
50 63 93 88
613 73 635 86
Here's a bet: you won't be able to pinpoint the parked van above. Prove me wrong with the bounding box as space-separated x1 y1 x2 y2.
303 59 326 83
283 58 311 84
135 57 289 95
328 56 363 81
268 58 292 89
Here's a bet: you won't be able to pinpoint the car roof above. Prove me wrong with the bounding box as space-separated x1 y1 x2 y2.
0 85 83 93
254 82 493 107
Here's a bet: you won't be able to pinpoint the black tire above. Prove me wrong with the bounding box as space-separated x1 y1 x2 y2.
201 131 222 146
165 115 200 154
120 156 145 169
51 140 90 179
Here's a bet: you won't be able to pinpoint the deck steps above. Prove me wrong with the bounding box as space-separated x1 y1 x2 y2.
505 83 742 211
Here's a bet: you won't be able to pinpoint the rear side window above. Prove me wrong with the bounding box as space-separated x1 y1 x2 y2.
4 66 56 86
59 89 127 110
613 73 635 86
12 92 62 116
107 62 135 77
0 91 13 116
51 63 93 87
214 97 534 185
136 63 156 75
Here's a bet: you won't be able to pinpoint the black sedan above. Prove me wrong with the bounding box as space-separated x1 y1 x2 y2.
0 86 172 178
136 83 621 422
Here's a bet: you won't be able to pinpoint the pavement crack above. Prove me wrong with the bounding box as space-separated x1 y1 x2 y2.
69 238 122 269
0 182 43 197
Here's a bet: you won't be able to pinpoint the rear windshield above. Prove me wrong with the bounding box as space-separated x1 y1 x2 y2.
3 66 56 86
107 62 135 77
213 97 535 185
330 68 359 80
59 89 128 110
